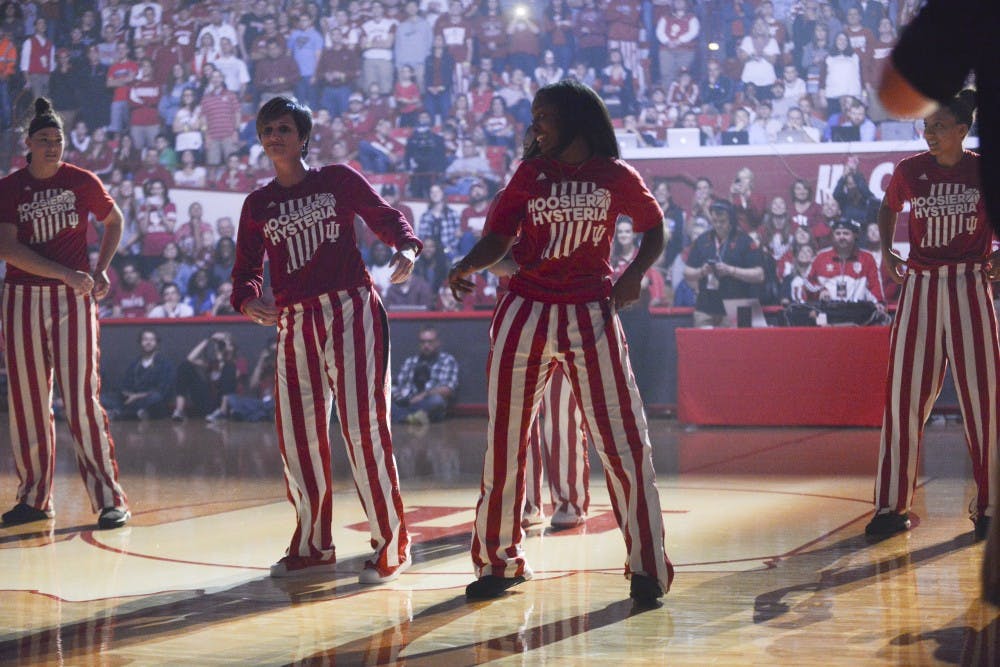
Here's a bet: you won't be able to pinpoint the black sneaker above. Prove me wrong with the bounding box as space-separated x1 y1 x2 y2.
975 515 992 542
629 574 664 605
98 507 130 530
864 512 911 537
1 502 54 526
465 575 526 600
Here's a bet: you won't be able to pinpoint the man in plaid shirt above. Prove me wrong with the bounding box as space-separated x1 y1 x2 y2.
392 325 459 425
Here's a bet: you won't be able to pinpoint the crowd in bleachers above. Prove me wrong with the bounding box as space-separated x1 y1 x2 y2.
0 0 934 317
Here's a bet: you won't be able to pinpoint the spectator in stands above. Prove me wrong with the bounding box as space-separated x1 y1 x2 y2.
392 325 459 424
111 261 158 318
843 6 877 85
727 107 752 135
422 33 454 127
193 32 220 81
384 271 435 310
413 236 449 295
209 281 237 316
174 150 208 188
138 178 177 274
0 2 23 47
444 140 497 195
797 94 826 136
778 107 819 143
394 64 423 127
748 100 782 144
782 242 818 304
49 49 78 129
405 110 447 198
367 240 396 294
534 50 564 89
159 63 195 131
435 0 473 86
150 241 189 293
789 178 825 237
689 175 716 224
103 329 175 421
129 58 162 152
621 113 658 148
316 30 358 118
200 70 241 168
198 9 238 59
789 0 820 71
574 0 608 71
821 33 862 115
599 48 637 119
106 41 138 138
211 237 236 287
360 1 397 96
344 90 376 134
762 195 793 264
866 17 897 123
800 22 829 96
171 88 204 157
656 0 699 91
653 179 686 273
395 1 432 90
214 153 255 192
418 183 460 259
133 146 173 188
838 101 877 142
475 0 508 72
205 337 277 423
730 166 766 226
78 45 112 133
780 62 807 108
613 216 668 309
807 217 885 305
148 281 194 318
700 58 734 113
80 127 115 178
214 37 251 101
255 38 300 107
738 18 780 89
683 200 766 327
833 156 879 225
20 17 53 99
184 268 217 316
289 14 324 108
358 118 405 173
172 332 238 421
543 0 575 70
506 2 542 76
242 2 276 61
666 68 699 121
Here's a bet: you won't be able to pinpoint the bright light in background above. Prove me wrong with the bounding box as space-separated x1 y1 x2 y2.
708 42 720 51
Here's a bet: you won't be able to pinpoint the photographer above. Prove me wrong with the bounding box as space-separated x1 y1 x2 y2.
171 331 238 420
683 200 765 327
206 337 277 422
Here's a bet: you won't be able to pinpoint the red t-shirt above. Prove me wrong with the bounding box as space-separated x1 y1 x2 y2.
884 150 993 271
231 165 421 310
0 163 114 286
486 156 662 303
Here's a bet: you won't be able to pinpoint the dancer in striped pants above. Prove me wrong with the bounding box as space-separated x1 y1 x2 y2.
867 90 1000 540
0 98 129 530
523 367 590 530
449 81 673 604
232 97 419 583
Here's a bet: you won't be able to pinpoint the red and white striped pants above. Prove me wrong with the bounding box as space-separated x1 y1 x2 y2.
875 263 999 518
2 283 127 513
471 293 673 592
524 366 590 519
274 287 409 569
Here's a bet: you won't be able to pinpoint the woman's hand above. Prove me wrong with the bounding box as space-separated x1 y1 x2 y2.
447 259 477 301
243 297 280 326
389 244 418 284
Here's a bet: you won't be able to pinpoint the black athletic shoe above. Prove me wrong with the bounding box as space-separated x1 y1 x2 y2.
629 574 664 605
864 512 911 537
1 502 54 526
465 575 526 600
975 515 992 542
98 507 130 530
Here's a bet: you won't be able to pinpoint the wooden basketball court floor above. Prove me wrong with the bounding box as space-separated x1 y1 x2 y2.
1 414 998 666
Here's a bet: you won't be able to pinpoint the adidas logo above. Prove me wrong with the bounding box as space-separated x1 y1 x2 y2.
918 173 928 180
536 172 547 181
267 201 276 208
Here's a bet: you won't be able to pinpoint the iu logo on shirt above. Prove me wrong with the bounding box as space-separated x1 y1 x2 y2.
18 189 79 243
526 181 612 260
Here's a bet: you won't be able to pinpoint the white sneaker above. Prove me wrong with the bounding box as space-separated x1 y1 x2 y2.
358 553 412 585
205 408 225 421
521 507 545 528
550 507 586 529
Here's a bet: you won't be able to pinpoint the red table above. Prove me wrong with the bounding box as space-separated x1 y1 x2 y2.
675 326 890 426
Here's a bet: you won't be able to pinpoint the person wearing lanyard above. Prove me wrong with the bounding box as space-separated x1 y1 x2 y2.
682 199 765 327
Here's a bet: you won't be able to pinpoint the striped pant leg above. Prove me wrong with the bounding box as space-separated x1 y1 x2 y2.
274 299 337 560
50 286 127 512
471 293 553 579
875 271 948 515
2 284 57 511
523 409 545 518
560 301 673 593
941 266 1000 518
541 366 590 517
328 288 408 569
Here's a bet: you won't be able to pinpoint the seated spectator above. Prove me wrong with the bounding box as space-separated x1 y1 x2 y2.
213 153 255 192
612 216 668 309
639 86 672 131
78 127 115 177
807 217 885 306
776 107 819 143
137 179 177 275
621 113 659 148
211 238 236 286
789 178 826 239
173 332 238 420
682 201 766 327
666 68 699 119
392 325 459 424
184 268 217 315
209 281 237 315
782 242 819 304
174 149 208 188
113 133 142 179
102 329 175 420
598 49 637 118
534 49 565 88
444 140 498 196
150 241 192 293
110 262 159 318
779 64 807 111
467 69 498 124
154 135 178 172
418 184 460 259
383 272 435 310
206 337 278 422
747 101 782 144
412 236 449 294
358 118 405 174
148 282 195 318
133 146 174 188
833 156 879 225
729 166 767 228
700 58 734 112
481 96 518 150
837 101 877 142
798 94 827 136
